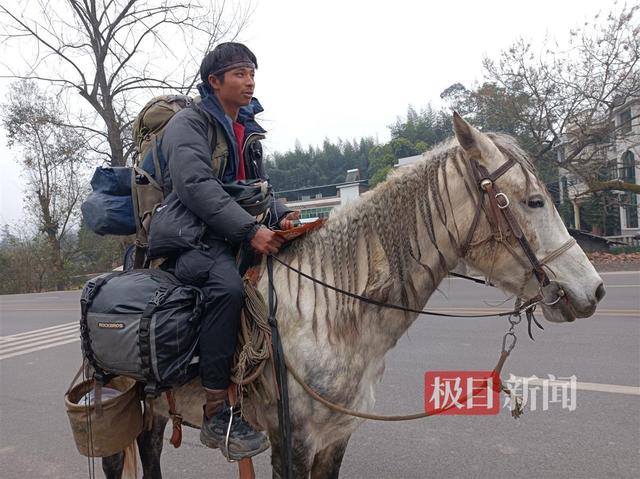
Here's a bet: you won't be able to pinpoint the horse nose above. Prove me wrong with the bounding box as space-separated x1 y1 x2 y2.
595 282 606 303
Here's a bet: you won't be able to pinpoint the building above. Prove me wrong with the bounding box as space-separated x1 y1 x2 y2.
276 169 368 221
558 96 639 237
396 154 422 168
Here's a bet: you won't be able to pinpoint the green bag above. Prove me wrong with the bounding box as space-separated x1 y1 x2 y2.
130 95 228 267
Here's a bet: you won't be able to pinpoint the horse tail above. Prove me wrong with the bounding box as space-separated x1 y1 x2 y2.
121 441 138 479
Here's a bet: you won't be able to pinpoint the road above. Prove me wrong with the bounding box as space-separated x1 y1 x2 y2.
1 271 638 478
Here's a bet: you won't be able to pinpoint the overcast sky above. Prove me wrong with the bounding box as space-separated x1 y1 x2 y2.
0 0 608 225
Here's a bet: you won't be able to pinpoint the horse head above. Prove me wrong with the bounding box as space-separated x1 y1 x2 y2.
452 112 605 323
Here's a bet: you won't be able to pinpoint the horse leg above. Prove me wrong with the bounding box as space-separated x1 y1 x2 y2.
102 451 125 479
310 436 351 479
270 433 313 479
137 414 169 479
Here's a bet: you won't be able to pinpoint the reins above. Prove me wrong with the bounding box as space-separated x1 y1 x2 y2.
271 255 539 318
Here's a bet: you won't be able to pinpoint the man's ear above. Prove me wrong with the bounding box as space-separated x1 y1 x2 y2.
208 73 222 92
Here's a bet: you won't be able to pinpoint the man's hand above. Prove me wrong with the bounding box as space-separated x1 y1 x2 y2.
279 210 301 231
250 226 285 255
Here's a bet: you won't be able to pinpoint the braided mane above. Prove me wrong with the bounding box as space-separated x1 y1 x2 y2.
278 132 539 341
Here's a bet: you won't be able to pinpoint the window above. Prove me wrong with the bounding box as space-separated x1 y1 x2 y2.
626 194 638 229
608 121 617 151
619 109 632 134
300 207 333 220
620 151 636 183
597 161 618 181
561 176 569 202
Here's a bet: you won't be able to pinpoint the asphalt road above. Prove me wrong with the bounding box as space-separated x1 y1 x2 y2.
1 271 638 478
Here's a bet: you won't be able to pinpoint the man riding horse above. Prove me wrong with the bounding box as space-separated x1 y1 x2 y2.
160 42 298 459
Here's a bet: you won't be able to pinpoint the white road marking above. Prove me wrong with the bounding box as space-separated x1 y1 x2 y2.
418 308 639 317
0 321 77 339
0 331 79 354
0 338 79 361
0 325 78 345
1 322 639 400
0 322 80 360
512 376 640 396
598 271 640 276
0 307 77 312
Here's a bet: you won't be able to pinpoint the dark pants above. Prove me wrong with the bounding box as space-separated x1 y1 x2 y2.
173 242 244 390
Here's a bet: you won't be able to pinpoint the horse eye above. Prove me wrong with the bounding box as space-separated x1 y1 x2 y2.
527 198 545 208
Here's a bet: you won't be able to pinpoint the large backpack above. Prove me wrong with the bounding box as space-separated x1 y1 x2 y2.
130 95 228 267
81 95 228 247
81 95 271 265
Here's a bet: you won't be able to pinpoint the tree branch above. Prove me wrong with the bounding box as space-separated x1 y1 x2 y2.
0 4 88 91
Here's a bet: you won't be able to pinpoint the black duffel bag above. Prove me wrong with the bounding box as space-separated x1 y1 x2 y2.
80 269 203 397
147 191 207 260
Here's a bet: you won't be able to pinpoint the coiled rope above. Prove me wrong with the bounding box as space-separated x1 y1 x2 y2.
230 278 274 407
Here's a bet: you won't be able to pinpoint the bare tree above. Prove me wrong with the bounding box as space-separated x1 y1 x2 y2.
0 0 252 166
2 80 91 289
481 3 640 195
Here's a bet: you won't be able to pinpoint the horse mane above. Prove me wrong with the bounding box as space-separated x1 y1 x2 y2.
280 132 540 341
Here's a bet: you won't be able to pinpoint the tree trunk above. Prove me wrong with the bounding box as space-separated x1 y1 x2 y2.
107 118 125 167
47 235 65 291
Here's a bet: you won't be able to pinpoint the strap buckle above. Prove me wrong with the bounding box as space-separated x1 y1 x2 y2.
81 281 97 303
502 331 517 353
151 287 169 306
495 192 510 209
480 179 492 191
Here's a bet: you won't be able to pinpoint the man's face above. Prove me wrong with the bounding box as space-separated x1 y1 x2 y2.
209 67 255 109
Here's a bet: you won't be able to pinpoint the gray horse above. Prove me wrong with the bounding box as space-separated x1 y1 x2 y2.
102 113 604 478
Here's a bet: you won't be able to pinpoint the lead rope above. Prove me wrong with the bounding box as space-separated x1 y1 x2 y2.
234 266 526 423
282 309 524 421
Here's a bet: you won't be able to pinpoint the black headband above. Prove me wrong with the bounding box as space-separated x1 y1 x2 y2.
211 60 256 77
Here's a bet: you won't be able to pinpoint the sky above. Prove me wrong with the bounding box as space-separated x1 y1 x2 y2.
0 0 609 225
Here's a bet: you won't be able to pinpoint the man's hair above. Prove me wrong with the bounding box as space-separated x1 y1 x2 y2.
200 42 258 84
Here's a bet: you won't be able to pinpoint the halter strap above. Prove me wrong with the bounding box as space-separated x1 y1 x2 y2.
460 157 515 256
460 154 574 289
539 238 576 266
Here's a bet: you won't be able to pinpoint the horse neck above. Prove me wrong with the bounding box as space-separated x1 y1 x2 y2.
357 147 476 350
279 143 476 355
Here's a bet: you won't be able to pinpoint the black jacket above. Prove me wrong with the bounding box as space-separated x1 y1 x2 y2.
160 85 290 245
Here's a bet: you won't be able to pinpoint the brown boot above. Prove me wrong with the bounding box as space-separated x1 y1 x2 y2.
203 388 227 419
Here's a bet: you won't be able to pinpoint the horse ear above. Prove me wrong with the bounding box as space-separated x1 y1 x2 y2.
452 111 477 152
453 112 504 169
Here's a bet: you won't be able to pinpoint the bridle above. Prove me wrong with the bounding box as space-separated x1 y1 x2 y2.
260 149 579 471
459 153 577 301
